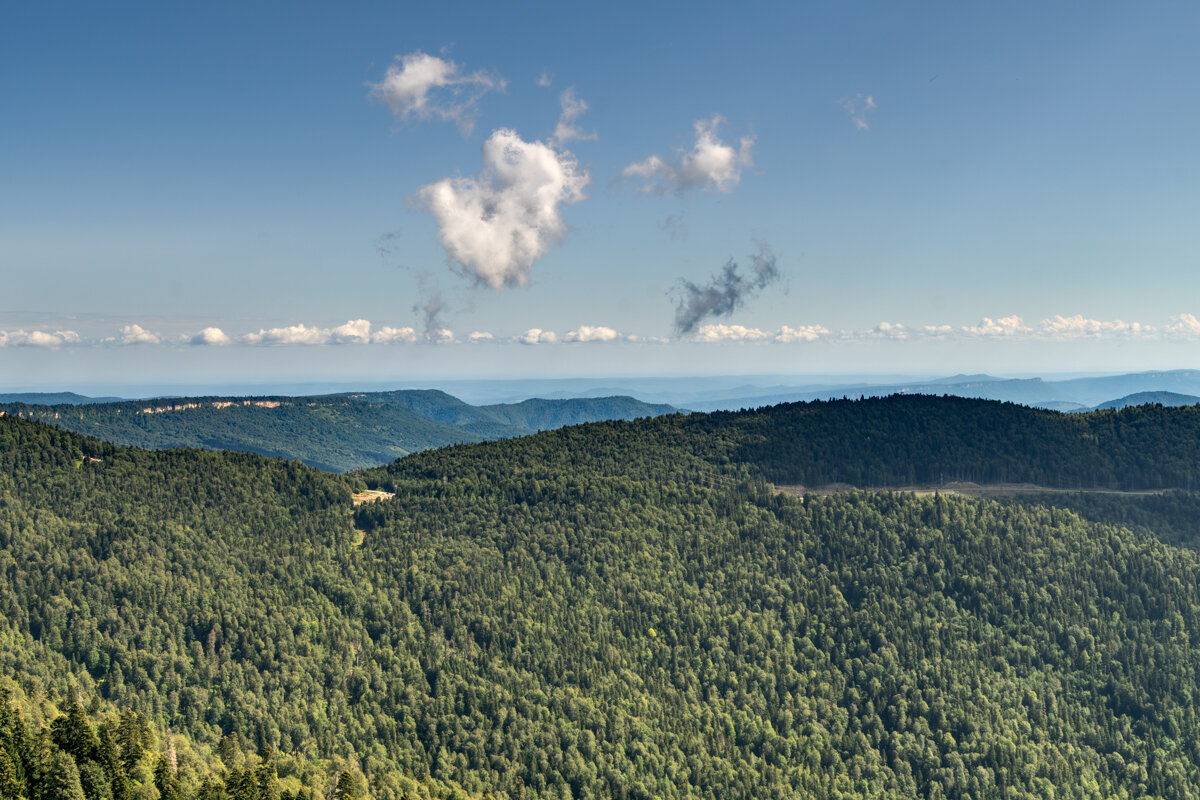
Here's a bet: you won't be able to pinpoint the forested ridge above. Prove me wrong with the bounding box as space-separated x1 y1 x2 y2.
0 391 674 473
6 395 1200 798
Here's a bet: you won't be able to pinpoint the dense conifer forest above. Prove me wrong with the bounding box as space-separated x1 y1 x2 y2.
6 395 1200 798
0 392 674 473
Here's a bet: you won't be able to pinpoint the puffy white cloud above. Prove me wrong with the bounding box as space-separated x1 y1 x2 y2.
368 50 504 134
564 325 620 343
692 324 769 342
551 87 595 146
838 94 877 131
518 328 558 345
329 319 371 344
419 128 589 289
961 315 1031 337
467 331 495 342
922 324 954 338
624 115 754 195
0 329 81 348
1038 315 1150 339
107 324 161 345
242 324 329 345
190 327 231 346
371 326 418 344
1164 313 1200 338
774 324 829 343
859 322 909 340
427 328 456 344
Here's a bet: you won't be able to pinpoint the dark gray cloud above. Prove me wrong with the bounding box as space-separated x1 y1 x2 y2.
672 242 780 335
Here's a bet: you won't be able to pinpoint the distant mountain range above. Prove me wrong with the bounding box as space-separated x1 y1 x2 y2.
625 369 1200 412
0 390 676 472
7 371 1200 472
0 391 124 404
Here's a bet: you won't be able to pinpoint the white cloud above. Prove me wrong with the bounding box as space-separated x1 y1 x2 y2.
0 329 81 348
518 328 558 345
536 70 553 88
1163 313 1200 338
564 325 619 343
419 128 589 289
368 50 504 134
859 322 909 340
329 318 371 344
961 315 1031 337
190 327 231 346
838 94 877 131
109 324 161 345
1038 315 1150 339
693 324 769 342
922 324 954 338
371 326 418 344
467 330 495 342
242 324 330 346
774 324 829 343
551 87 595 146
624 115 754 195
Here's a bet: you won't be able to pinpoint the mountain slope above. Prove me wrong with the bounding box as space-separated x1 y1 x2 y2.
6 397 1200 796
0 390 675 472
0 391 122 404
1092 390 1200 410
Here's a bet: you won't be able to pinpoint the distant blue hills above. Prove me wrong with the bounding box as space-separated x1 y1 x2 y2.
7 370 1200 471
0 389 676 472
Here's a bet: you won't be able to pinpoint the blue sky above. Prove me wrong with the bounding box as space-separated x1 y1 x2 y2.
3 1 1200 388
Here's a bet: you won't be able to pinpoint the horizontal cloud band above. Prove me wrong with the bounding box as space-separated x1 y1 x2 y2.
5 314 1200 348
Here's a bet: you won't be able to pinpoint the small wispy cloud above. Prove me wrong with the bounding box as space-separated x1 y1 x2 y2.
673 241 781 335
624 115 754 195
536 70 553 88
838 93 876 131
550 87 595 146
661 214 688 240
368 50 505 134
467 331 496 342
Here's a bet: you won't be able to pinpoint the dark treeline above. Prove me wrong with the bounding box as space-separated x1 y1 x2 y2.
363 394 1200 493
713 394 1200 489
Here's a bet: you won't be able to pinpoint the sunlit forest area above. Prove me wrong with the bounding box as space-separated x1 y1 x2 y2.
6 396 1200 798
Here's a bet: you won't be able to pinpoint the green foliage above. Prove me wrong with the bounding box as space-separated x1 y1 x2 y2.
0 684 476 800
0 392 674 473
6 395 1200 798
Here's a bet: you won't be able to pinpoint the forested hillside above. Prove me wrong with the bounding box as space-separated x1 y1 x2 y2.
7 396 1200 798
0 390 674 472
0 679 476 800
